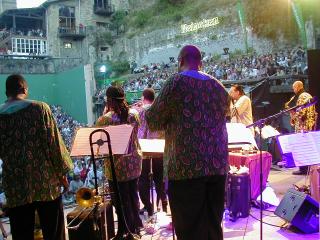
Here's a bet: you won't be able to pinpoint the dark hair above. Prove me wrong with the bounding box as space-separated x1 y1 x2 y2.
105 86 129 123
5 74 28 97
142 88 155 102
231 84 245 96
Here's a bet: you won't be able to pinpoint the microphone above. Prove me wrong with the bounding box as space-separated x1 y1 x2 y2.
295 96 318 112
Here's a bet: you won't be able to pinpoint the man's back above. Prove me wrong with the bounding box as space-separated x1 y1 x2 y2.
0 100 72 208
146 71 229 180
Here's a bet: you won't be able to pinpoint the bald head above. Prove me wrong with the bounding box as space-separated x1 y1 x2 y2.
178 45 202 72
292 80 304 94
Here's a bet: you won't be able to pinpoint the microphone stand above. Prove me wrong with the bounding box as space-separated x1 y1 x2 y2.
246 97 318 240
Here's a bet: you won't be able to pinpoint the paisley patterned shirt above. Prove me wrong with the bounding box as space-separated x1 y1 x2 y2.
291 92 317 132
0 100 73 208
137 104 164 139
146 71 229 180
96 110 142 182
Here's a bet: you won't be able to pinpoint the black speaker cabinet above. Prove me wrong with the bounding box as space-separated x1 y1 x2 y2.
275 188 319 233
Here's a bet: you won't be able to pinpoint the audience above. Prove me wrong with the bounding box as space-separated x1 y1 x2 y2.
94 48 307 101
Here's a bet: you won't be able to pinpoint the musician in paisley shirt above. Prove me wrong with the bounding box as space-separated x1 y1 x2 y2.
146 45 229 240
0 74 73 240
96 86 143 234
287 80 317 175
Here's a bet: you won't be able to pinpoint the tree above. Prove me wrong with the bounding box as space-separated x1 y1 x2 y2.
111 11 127 35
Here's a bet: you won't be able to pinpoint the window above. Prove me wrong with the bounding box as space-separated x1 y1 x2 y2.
95 0 108 8
64 42 72 49
11 38 47 55
100 46 108 51
59 6 75 29
96 22 110 28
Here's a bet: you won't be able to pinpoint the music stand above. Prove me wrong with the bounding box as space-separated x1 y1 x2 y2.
71 125 140 240
138 139 176 240
139 139 165 214
277 131 320 167
246 96 318 240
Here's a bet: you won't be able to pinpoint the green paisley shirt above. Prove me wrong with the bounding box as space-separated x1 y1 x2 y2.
0 100 73 208
146 71 229 180
96 110 142 182
291 92 317 132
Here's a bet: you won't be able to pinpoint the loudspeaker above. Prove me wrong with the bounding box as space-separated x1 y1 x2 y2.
275 188 319 233
307 49 320 130
226 173 251 221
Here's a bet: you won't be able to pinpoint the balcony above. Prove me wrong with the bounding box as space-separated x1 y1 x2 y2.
57 26 86 39
94 3 115 16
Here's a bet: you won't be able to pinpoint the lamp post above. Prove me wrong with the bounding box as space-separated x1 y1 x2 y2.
99 65 107 87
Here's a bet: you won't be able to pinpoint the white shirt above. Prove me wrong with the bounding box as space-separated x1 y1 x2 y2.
231 95 253 128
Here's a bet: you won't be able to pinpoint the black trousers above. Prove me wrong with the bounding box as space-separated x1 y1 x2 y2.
138 157 168 216
168 175 226 240
109 178 143 234
8 196 65 240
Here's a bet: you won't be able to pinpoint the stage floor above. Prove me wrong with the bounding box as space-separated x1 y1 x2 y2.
0 167 319 240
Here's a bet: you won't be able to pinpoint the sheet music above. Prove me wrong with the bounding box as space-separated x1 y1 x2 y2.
226 123 258 149
139 139 165 153
260 125 280 139
277 131 320 167
311 131 320 149
70 125 134 156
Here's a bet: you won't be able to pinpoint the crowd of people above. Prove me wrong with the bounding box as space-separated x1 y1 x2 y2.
0 28 45 42
50 105 83 151
94 48 307 100
203 48 307 81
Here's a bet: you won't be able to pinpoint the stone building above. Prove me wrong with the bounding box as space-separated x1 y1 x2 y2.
0 0 127 68
0 0 16 15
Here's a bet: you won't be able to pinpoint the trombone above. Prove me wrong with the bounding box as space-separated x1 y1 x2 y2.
66 187 103 230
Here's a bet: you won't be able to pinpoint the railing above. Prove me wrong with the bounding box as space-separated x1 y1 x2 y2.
58 26 86 38
94 3 115 16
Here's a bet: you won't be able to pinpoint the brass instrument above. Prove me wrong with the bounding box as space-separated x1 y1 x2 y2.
285 95 295 109
66 188 103 230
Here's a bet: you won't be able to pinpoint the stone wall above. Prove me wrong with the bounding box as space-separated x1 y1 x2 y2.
0 0 16 14
0 57 84 74
111 3 277 65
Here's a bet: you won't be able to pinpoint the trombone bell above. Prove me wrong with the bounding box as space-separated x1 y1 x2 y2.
76 187 95 208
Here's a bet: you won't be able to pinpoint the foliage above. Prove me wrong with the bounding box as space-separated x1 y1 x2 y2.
134 11 152 28
110 61 130 76
96 32 114 46
111 11 127 35
126 0 234 35
243 0 320 42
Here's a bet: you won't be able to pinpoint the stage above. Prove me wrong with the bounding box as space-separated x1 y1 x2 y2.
0 167 319 240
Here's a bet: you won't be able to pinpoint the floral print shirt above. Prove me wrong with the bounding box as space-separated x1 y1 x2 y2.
96 109 142 182
146 71 229 180
291 92 317 132
137 104 164 139
0 100 73 208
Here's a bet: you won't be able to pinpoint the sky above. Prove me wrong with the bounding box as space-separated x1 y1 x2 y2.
16 0 47 8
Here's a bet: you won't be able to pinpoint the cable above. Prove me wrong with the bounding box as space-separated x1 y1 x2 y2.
249 213 288 228
242 209 251 240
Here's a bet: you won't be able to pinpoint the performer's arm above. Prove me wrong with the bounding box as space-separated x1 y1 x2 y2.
233 96 249 116
42 103 73 178
40 103 72 194
145 75 177 131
